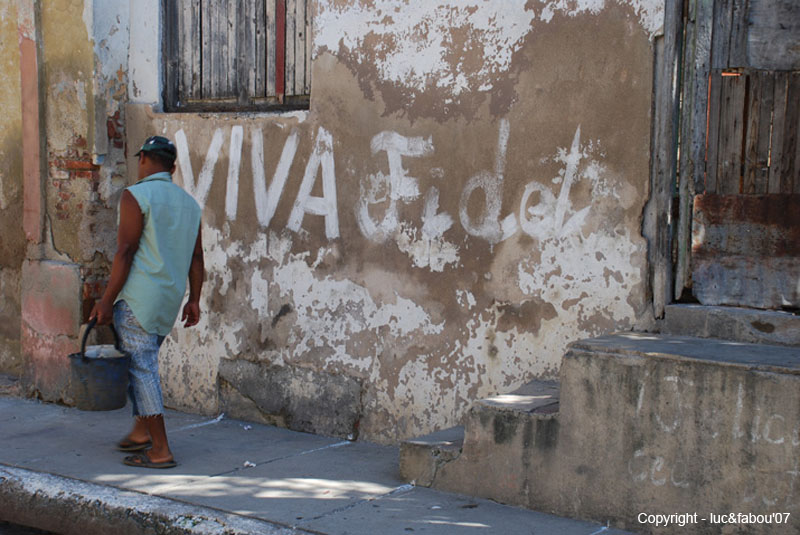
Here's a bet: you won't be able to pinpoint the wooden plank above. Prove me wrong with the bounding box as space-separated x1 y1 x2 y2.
646 0 683 315
227 0 239 98
742 73 760 194
285 0 296 96
747 0 800 70
305 0 312 95
276 0 286 102
201 0 229 99
675 0 701 300
752 71 773 193
294 0 306 95
706 0 736 192
241 0 255 100
237 1 265 103
255 0 267 98
690 0 714 194
779 73 800 194
718 73 746 194
648 33 672 314
201 0 213 98
796 76 800 194
215 1 228 97
162 0 179 109
692 194 800 308
267 0 277 97
208 0 220 97
705 71 723 193
768 72 788 193
181 0 202 100
710 0 734 69
727 0 749 68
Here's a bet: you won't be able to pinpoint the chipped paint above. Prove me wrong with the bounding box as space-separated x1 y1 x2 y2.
114 0 658 443
395 220 460 272
316 0 664 99
0 0 23 375
129 101 651 440
159 224 248 411
269 232 445 372
315 1 536 97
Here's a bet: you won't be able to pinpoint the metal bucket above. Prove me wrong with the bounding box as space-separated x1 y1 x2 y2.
69 318 130 411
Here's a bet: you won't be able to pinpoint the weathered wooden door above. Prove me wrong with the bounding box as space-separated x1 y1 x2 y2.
675 0 800 310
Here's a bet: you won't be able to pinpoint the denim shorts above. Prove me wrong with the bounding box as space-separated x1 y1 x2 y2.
113 300 166 417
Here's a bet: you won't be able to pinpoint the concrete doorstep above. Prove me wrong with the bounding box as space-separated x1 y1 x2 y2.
0 393 628 535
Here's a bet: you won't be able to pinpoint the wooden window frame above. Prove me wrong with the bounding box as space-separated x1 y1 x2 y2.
162 0 311 113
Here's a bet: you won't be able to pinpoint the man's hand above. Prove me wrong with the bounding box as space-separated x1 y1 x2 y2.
89 298 114 325
182 301 200 327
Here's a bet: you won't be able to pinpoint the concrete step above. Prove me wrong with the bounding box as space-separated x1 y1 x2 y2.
399 425 464 487
399 380 559 502
664 303 800 346
401 334 800 533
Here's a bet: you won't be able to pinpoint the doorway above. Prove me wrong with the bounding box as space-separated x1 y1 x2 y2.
671 0 800 311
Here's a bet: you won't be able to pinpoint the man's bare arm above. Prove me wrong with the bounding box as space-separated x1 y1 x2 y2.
89 190 144 324
182 224 204 327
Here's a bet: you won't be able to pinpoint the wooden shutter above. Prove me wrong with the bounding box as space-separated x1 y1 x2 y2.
164 0 311 112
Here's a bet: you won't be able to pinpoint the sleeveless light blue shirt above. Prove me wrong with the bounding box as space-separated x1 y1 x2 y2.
116 172 202 336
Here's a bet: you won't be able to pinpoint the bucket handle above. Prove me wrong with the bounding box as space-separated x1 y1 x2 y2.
80 317 122 360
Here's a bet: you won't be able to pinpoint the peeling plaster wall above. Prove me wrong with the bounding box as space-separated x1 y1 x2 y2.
0 1 24 374
125 0 661 443
42 0 129 266
19 0 132 401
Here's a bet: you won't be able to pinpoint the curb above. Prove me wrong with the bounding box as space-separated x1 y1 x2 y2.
0 464 320 535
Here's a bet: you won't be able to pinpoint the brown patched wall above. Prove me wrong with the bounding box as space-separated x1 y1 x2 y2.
14 0 131 401
0 2 25 375
127 0 663 443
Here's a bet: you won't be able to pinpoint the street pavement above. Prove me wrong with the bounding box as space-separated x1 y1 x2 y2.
0 392 632 534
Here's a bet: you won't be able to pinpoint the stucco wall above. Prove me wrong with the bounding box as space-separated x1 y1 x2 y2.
126 0 663 443
0 1 24 375
18 0 132 401
42 0 129 265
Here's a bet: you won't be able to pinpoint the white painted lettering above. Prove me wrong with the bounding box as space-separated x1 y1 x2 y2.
175 128 224 209
650 456 668 486
519 125 589 240
287 127 339 240
628 449 648 482
732 381 746 440
459 118 517 243
751 412 762 443
670 460 691 489
519 180 557 241
763 414 785 445
357 131 434 242
226 126 244 220
554 126 581 232
252 128 299 228
421 187 453 239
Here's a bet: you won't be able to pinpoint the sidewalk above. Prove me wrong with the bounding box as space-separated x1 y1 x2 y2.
0 392 632 535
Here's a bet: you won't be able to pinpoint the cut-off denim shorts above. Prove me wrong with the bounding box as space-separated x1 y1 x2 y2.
113 300 166 417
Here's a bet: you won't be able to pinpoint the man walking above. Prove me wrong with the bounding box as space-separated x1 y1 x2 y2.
89 135 203 469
